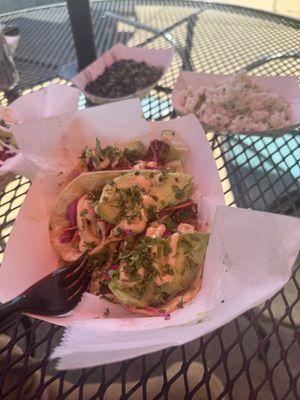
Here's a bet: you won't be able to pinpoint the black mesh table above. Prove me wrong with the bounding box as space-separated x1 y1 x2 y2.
0 2 299 399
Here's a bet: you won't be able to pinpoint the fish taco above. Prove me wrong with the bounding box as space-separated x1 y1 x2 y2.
50 167 209 315
63 129 189 186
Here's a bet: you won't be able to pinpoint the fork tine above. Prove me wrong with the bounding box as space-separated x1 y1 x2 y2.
64 262 86 286
62 253 88 276
66 272 90 300
65 278 90 313
63 290 87 313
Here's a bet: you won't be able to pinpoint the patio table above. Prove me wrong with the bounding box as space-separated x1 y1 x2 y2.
0 1 299 399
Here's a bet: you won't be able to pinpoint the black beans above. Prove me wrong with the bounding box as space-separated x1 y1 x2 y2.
85 60 162 98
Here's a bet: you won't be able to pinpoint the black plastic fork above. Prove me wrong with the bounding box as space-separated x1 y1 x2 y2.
0 253 89 325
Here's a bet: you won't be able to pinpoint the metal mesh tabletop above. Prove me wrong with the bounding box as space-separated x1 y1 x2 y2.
0 1 299 399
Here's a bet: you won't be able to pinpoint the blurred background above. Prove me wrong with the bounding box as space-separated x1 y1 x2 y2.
0 0 299 19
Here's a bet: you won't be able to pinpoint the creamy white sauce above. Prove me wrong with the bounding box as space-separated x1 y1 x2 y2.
133 161 146 170
146 224 166 238
146 161 160 168
119 266 137 288
118 209 147 234
167 233 179 268
142 195 156 208
137 267 145 278
155 273 173 286
177 223 195 233
164 160 183 172
154 232 179 287
76 195 100 252
117 174 151 191
97 157 111 169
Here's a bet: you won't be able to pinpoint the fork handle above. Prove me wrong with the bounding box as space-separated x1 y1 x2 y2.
0 295 26 326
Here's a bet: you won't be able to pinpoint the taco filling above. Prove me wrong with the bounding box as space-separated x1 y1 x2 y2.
50 133 209 315
64 130 188 185
0 118 18 166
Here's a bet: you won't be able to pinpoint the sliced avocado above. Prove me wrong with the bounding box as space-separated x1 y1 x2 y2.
96 181 119 223
161 130 188 163
96 171 154 222
124 140 145 154
123 140 145 163
164 160 183 172
108 279 160 308
162 232 209 297
112 171 151 189
108 232 209 308
150 172 193 210
96 171 193 223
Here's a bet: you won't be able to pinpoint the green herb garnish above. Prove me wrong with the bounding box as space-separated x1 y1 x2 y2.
84 241 97 250
177 298 184 309
124 148 140 164
80 209 88 217
171 184 186 200
147 205 157 220
103 308 110 317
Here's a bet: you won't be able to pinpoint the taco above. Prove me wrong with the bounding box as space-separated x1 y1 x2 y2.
49 169 209 315
0 114 18 167
63 130 189 186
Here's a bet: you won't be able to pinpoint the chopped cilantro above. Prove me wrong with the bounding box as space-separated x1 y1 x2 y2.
117 237 163 281
103 307 110 317
184 255 198 270
95 138 101 157
87 192 95 201
147 205 157 220
84 241 97 250
163 242 171 256
171 184 186 200
123 148 140 164
180 237 193 251
80 146 88 160
88 247 110 268
177 298 184 309
162 263 174 275
159 170 168 183
80 209 88 217
104 145 121 162
116 186 143 222
153 291 169 306
127 209 142 223
82 139 122 169
163 218 177 232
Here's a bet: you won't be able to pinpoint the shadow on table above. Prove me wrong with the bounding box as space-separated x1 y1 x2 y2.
2 5 137 94
217 133 300 216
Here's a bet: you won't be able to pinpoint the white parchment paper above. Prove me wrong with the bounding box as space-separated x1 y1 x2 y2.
0 84 80 178
51 205 300 369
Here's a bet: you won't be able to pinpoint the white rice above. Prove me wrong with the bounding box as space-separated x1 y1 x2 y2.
178 71 292 132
